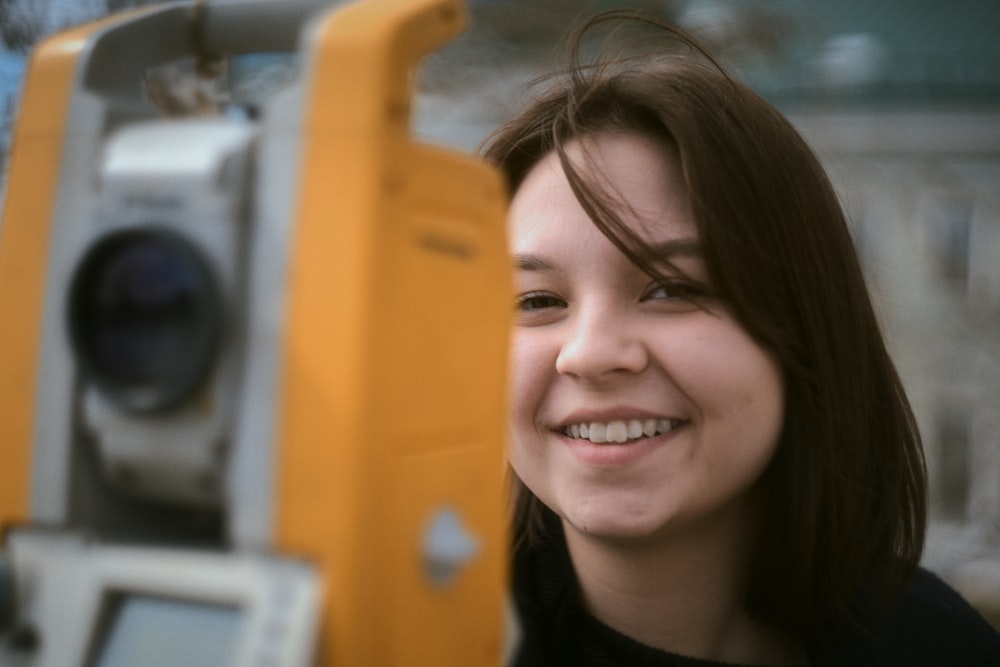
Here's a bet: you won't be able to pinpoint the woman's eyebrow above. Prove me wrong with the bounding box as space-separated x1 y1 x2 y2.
513 240 700 271
513 253 556 272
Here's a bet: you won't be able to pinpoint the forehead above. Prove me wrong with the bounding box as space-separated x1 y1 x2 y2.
508 132 693 249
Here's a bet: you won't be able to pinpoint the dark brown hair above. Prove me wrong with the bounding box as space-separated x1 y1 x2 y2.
483 11 926 642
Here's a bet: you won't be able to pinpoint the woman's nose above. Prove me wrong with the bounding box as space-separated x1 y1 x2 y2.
554 305 648 382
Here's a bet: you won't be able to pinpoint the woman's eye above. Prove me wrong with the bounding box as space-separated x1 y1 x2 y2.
642 280 701 301
516 292 565 311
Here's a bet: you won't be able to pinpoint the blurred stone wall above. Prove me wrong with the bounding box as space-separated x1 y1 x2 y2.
798 110 1000 628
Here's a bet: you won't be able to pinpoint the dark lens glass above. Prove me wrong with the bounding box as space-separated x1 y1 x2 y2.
68 229 221 413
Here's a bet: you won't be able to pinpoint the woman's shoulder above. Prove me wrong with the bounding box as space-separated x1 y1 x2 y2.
810 566 1000 666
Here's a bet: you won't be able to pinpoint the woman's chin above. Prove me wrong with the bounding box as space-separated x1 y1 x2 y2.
560 510 671 544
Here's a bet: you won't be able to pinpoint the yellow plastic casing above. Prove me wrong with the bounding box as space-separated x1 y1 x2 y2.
277 1 509 664
0 11 146 532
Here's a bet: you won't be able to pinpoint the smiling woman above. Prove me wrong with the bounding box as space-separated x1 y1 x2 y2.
508 134 785 559
482 11 1000 667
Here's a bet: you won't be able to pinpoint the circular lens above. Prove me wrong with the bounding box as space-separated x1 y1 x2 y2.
67 228 222 413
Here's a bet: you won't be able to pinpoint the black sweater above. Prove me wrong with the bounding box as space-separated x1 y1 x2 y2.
512 525 1000 666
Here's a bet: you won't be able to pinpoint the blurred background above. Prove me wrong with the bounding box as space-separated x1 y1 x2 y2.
2 0 999 627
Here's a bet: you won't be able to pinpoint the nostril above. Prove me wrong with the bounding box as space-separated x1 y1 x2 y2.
555 330 648 380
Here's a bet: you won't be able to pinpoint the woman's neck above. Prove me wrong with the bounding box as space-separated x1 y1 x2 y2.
561 504 803 665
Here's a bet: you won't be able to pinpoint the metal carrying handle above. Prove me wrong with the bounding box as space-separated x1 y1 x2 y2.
194 0 334 56
77 0 464 110
80 0 333 97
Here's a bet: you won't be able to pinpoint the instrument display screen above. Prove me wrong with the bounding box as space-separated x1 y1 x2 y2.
90 595 243 667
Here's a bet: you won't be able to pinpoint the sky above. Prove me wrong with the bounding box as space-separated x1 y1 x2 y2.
0 47 25 100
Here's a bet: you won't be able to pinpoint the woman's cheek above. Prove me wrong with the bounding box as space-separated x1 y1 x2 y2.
509 334 552 426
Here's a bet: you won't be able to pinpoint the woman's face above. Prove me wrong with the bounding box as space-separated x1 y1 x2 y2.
508 133 785 544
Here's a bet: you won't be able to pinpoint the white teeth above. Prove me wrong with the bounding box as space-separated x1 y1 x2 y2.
606 421 628 443
564 418 681 444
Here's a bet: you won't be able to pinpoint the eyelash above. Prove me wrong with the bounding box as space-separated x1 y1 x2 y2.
641 279 703 301
516 291 565 311
516 281 702 314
